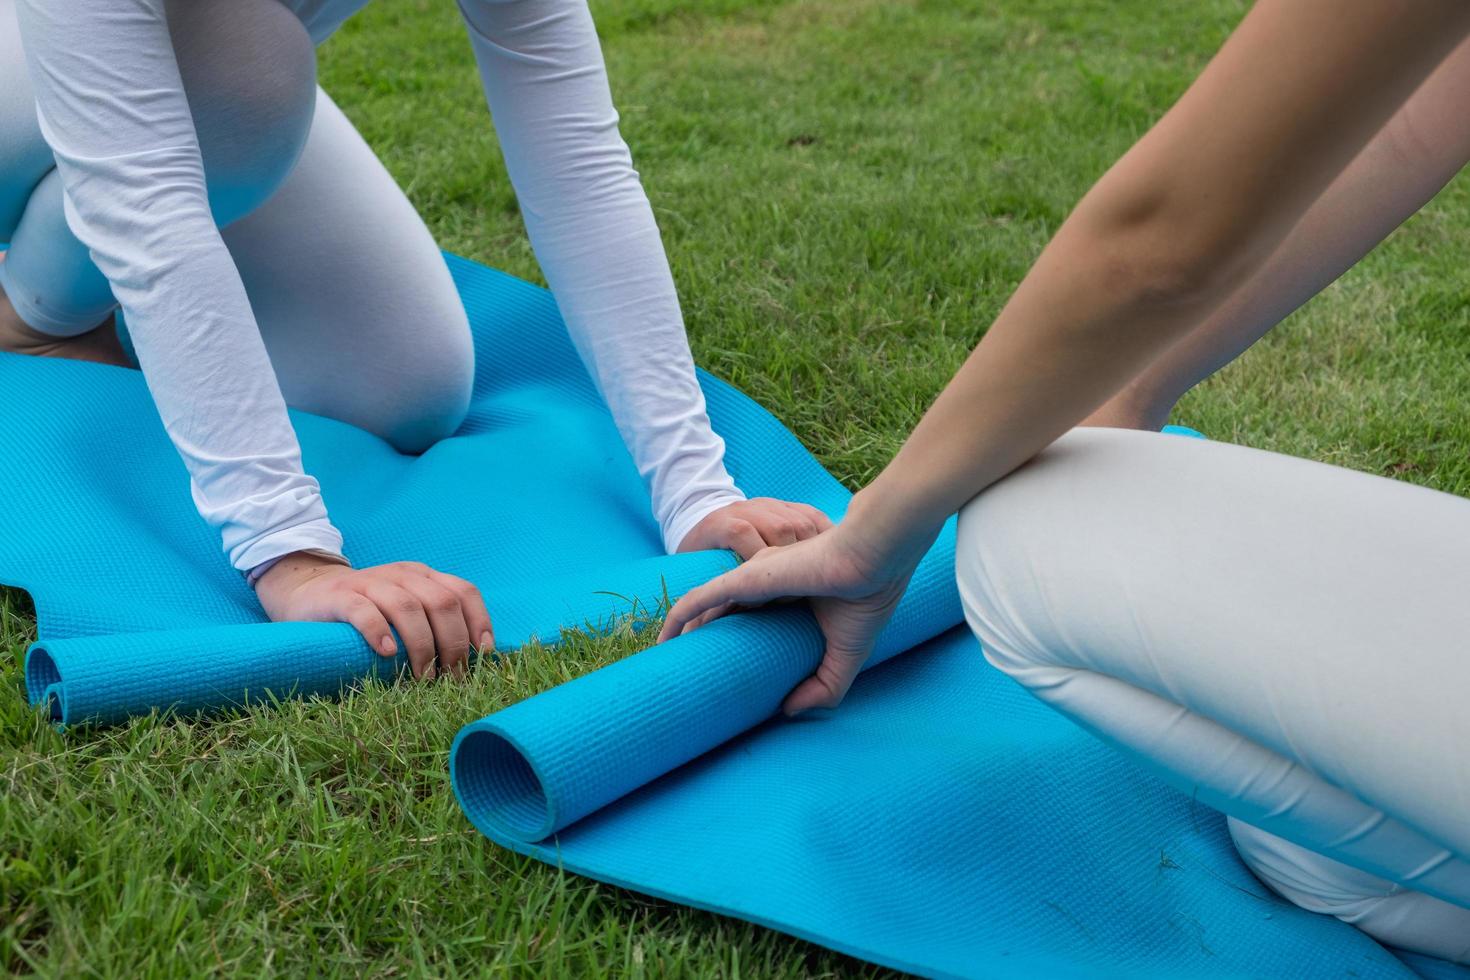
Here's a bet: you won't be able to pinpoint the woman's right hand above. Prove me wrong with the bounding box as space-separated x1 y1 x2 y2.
657 514 924 714
254 552 494 680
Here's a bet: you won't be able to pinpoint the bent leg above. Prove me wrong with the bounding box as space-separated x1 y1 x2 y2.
0 0 54 241
221 88 474 453
0 0 316 337
955 428 1470 958
1229 818 1470 961
0 0 125 363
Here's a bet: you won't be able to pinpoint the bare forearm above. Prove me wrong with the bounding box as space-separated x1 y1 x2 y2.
1092 37 1470 429
846 0 1470 566
850 210 1241 563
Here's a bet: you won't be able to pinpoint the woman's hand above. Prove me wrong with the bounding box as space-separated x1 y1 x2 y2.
677 498 834 560
659 517 919 714
254 552 494 680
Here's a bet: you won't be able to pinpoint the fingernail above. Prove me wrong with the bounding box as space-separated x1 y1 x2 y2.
379 635 397 656
480 631 494 651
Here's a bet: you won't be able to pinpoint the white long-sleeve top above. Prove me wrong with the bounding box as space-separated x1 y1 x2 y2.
14 0 743 571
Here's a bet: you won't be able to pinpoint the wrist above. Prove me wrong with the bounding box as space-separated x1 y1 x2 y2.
250 549 351 591
842 483 945 581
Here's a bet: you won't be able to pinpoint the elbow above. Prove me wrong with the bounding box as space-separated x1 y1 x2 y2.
1070 170 1275 315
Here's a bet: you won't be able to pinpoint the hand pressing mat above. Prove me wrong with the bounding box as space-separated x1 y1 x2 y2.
2 254 1460 978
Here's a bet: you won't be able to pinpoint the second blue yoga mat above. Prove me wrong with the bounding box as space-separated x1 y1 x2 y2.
2 253 1461 977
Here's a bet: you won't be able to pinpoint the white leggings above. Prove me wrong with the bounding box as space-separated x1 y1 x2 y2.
0 0 473 452
956 427 1470 962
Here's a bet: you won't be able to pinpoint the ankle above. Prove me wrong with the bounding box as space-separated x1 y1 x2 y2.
0 277 36 351
0 281 129 366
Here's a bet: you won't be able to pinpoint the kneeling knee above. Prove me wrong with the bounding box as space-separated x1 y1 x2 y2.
1228 818 1470 962
955 495 1047 679
376 320 476 455
167 0 317 225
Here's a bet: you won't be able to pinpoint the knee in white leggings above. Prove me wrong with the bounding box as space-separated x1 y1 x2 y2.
1229 818 1470 962
1 0 315 228
352 316 475 453
165 0 319 225
0 0 317 334
217 88 476 453
954 427 1470 962
965 579 1470 962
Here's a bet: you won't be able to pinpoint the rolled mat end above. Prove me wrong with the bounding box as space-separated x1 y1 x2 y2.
451 723 558 843
24 643 65 723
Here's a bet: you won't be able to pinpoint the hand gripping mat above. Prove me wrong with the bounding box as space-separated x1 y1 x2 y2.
2 255 1460 978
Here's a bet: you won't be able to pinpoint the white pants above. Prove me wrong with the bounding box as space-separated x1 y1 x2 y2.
0 0 474 453
956 427 1470 962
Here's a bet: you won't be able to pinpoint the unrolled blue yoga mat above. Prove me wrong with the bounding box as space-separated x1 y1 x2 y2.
3 254 1462 978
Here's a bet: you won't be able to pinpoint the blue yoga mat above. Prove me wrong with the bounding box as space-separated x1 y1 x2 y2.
3 254 1462 978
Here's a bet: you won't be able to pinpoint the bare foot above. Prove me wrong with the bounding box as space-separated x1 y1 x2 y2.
0 257 132 367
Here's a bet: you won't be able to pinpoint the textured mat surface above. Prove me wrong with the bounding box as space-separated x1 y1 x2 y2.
3 255 1461 977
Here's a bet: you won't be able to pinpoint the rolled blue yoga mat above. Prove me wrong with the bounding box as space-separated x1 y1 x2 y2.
2 253 1463 978
25 554 733 724
451 528 960 842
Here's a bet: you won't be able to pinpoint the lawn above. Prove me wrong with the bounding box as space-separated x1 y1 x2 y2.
5 0 1470 975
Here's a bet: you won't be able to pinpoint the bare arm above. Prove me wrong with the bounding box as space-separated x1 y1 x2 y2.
851 0 1470 562
662 0 1470 712
1087 36 1470 431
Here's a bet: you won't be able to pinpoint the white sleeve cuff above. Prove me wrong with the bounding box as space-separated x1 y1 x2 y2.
231 518 346 574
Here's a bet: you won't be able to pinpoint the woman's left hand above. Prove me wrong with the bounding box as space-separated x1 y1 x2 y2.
677 497 834 559
659 521 915 714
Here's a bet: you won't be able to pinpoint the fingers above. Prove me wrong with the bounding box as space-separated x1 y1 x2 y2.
365 568 491 680
744 509 799 548
781 647 863 716
657 587 712 644
414 579 472 680
793 502 835 535
339 592 397 658
659 528 879 716
427 570 495 677
724 519 769 561
781 676 838 716
677 601 735 637
677 499 835 558
776 500 831 541
363 582 439 679
657 547 810 641
658 566 757 643
260 556 491 682
659 532 842 642
740 500 831 552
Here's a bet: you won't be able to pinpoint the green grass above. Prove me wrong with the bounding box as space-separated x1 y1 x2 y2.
5 0 1470 974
